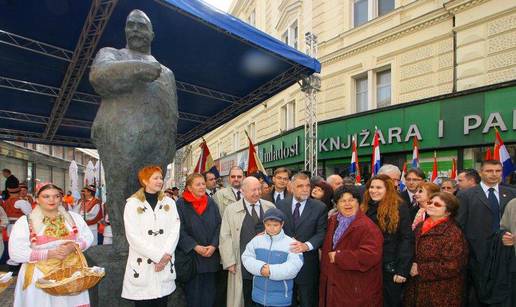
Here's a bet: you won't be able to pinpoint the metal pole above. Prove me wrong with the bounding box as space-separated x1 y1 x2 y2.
301 32 320 177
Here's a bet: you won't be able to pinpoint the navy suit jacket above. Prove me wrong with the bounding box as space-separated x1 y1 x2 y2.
457 184 516 263
276 196 328 284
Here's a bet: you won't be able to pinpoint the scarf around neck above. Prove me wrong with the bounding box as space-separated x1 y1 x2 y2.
332 213 356 249
183 190 208 215
421 216 449 234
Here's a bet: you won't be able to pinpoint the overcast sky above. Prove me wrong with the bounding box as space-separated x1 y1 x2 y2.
204 0 232 12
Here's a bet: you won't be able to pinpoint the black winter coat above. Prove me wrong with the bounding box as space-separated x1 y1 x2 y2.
176 197 222 273
365 200 414 277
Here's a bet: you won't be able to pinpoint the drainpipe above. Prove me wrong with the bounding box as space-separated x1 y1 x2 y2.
451 13 457 93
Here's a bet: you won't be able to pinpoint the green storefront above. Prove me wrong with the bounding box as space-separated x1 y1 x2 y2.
258 83 516 180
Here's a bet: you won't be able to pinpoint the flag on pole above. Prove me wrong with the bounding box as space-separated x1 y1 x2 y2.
450 158 457 180
399 162 407 192
371 128 381 176
350 136 361 184
412 137 420 168
494 129 514 181
194 139 219 177
246 131 267 176
484 148 492 160
431 151 438 184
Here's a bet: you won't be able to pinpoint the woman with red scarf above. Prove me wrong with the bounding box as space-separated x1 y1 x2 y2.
176 173 222 307
403 192 468 307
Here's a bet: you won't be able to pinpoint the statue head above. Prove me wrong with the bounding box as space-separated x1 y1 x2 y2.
125 10 154 54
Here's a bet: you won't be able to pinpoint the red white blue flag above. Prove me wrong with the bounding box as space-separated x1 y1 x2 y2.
431 151 438 184
350 137 361 184
371 128 381 176
194 139 219 177
412 137 420 169
494 129 514 181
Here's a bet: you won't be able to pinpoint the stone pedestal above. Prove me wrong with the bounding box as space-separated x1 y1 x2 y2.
85 245 186 307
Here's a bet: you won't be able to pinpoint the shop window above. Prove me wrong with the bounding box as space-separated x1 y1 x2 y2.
281 101 296 132
353 0 395 28
355 76 368 112
282 21 298 49
376 69 391 108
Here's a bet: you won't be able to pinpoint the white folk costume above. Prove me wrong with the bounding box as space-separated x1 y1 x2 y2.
79 197 102 246
122 189 180 300
9 205 94 307
3 195 32 266
0 206 8 257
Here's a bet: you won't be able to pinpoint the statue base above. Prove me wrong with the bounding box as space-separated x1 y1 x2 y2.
85 245 186 307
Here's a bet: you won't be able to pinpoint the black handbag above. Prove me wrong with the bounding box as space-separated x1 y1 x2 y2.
174 248 197 284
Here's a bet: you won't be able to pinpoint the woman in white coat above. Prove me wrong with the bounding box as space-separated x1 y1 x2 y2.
122 165 180 307
9 183 94 307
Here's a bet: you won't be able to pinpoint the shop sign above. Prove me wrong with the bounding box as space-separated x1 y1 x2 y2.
259 86 516 167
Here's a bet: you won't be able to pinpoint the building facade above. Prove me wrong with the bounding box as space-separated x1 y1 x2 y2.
183 0 516 181
0 141 98 195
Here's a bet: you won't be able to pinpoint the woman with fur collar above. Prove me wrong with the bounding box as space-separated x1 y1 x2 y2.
9 183 94 307
121 165 180 307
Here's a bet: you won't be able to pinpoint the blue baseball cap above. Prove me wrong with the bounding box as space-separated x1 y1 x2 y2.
263 208 285 222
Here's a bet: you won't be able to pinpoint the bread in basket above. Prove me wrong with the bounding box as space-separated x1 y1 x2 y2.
36 245 105 296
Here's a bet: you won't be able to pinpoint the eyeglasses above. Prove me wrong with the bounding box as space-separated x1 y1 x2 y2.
427 201 445 208
230 175 243 179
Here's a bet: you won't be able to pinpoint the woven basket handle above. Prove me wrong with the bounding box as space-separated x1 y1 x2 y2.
73 244 88 269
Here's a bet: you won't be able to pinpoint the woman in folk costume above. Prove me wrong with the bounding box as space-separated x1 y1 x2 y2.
79 185 102 245
9 183 94 307
122 166 180 307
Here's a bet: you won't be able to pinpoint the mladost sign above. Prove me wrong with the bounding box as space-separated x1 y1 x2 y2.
260 86 516 167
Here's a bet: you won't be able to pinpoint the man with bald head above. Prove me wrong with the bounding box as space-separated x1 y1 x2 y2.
326 174 343 191
219 177 275 307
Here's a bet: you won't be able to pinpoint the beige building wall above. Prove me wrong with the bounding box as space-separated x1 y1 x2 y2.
184 0 516 171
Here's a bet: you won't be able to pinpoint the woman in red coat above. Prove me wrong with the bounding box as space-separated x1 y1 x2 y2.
403 192 468 307
319 186 384 307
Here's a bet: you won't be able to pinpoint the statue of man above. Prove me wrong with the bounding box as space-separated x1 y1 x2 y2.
89 10 178 254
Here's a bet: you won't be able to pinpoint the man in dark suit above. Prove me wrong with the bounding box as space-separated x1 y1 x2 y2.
276 172 328 307
457 160 516 307
2 168 19 200
262 167 292 204
400 168 425 222
204 171 218 197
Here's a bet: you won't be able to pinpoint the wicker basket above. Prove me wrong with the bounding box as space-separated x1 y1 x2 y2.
0 272 14 294
36 245 105 296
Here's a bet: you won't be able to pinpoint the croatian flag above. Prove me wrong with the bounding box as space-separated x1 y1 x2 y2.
412 137 420 168
371 128 381 176
350 137 361 184
399 162 407 192
450 158 457 180
431 151 439 184
494 129 514 181
194 139 220 177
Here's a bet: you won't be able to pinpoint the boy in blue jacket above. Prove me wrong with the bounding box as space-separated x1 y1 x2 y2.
242 208 304 307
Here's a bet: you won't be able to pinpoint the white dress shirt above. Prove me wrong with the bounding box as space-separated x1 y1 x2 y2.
480 182 500 203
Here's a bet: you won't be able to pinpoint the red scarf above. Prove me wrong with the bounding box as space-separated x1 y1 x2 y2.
421 216 449 234
183 190 208 215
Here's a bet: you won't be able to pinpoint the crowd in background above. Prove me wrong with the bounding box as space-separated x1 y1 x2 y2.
1 160 514 307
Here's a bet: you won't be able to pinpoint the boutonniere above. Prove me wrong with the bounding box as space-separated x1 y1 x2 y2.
137 207 145 214
164 204 170 212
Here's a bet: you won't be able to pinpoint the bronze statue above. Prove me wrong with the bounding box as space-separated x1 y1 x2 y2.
89 9 178 258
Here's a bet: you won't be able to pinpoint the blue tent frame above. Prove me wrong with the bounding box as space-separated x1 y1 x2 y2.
0 0 320 148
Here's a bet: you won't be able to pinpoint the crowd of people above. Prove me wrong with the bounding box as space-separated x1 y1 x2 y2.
0 160 514 307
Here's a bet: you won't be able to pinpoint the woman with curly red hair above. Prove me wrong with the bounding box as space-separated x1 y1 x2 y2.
361 174 414 307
